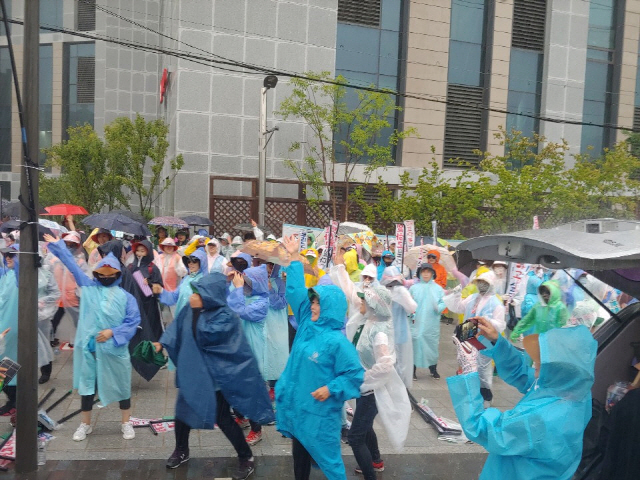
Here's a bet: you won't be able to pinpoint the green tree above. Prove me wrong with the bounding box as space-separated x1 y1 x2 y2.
277 71 416 221
104 114 184 219
40 124 128 212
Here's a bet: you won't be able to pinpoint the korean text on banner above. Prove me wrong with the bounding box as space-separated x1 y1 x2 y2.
298 231 308 252
507 263 529 300
394 223 405 267
404 220 415 249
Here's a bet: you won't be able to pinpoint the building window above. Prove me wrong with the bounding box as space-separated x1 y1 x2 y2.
0 47 11 172
505 0 546 156
335 0 404 164
0 181 9 202
40 45 53 168
443 0 489 168
40 0 64 34
0 1 11 37
581 0 617 155
77 0 96 32
64 42 95 135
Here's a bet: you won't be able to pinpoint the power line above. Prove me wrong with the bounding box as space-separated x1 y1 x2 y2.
1 16 639 133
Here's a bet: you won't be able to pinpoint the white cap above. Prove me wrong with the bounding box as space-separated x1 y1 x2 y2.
267 234 277 241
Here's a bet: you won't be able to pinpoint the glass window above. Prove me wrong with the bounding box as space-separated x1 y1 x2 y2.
40 0 64 34
381 0 402 31
64 43 95 133
508 49 542 93
0 0 11 37
0 181 9 202
447 40 483 86
336 24 380 75
0 47 11 172
40 45 53 167
379 29 400 76
635 53 640 107
587 0 615 49
450 0 485 44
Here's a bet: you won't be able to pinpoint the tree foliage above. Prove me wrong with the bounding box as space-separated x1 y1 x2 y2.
354 128 640 237
40 115 183 218
105 114 184 218
276 71 416 221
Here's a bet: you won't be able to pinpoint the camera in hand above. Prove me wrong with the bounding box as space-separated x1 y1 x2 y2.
454 318 486 351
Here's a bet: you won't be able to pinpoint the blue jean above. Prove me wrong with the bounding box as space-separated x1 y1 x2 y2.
348 394 381 480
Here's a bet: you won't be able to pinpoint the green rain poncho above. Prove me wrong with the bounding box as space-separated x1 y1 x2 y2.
511 280 568 340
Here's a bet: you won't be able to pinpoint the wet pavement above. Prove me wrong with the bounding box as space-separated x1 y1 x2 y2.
1 319 521 479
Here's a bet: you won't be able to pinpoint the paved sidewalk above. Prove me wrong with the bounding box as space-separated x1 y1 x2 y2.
1 321 522 478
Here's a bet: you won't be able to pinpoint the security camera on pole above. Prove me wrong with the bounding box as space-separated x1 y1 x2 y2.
258 75 278 227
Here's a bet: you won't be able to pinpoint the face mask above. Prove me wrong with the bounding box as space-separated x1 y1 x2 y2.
577 277 587 285
535 268 544 278
477 283 490 295
363 279 372 287
383 257 394 266
98 277 118 287
493 266 506 275
372 256 381 262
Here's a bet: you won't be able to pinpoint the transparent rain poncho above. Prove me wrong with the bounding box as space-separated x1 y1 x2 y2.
347 284 411 451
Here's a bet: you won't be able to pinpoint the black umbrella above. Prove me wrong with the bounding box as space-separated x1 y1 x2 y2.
181 215 213 226
0 219 54 241
3 201 47 218
83 213 151 236
107 209 147 224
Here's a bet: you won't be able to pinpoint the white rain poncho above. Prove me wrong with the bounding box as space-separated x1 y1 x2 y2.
347 284 411 451
445 270 505 391
381 266 416 388
37 265 60 367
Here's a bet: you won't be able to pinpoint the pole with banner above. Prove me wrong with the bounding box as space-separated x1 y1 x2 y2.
394 223 405 269
404 220 415 250
432 220 438 246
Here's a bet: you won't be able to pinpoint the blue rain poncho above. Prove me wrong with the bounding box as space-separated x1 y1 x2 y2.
522 269 551 318
159 248 207 316
409 267 446 368
263 267 289 381
447 326 597 480
48 240 141 406
0 245 20 386
276 261 364 480
227 264 269 377
160 272 274 429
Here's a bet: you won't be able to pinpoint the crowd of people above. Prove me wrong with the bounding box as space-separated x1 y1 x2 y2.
0 216 634 480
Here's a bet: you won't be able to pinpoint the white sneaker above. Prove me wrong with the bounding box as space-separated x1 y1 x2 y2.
121 421 135 440
72 422 93 441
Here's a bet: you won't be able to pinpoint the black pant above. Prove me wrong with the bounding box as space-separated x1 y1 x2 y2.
40 362 52 376
288 318 297 351
81 394 130 412
4 385 16 406
348 394 380 480
292 437 312 480
175 391 252 460
51 306 65 335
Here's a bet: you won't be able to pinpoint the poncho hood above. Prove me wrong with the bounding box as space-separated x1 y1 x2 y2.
539 279 562 306
243 264 269 296
183 248 207 275
311 284 348 331
193 272 228 309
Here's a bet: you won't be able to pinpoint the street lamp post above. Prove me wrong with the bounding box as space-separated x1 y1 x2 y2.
258 75 278 226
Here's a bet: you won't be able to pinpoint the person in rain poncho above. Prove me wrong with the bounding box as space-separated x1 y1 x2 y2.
510 280 568 340
346 283 411 478
48 231 90 345
444 270 505 405
567 299 600 329
449 317 596 480
300 247 326 286
157 238 187 294
44 234 141 442
154 249 208 320
37 255 61 384
409 263 446 380
425 250 448 290
491 261 508 297
521 266 552 318
381 266 416 388
174 229 190 247
153 226 169 250
87 228 113 268
227 263 270 446
0 246 59 407
154 272 274 477
203 238 226 274
263 262 289 397
277 236 364 480
219 233 235 259
343 246 364 283
0 245 19 415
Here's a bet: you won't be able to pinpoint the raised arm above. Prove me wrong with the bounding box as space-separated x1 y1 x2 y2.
44 235 94 287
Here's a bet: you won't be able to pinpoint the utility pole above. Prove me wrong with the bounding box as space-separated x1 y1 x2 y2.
258 75 277 226
16 0 39 473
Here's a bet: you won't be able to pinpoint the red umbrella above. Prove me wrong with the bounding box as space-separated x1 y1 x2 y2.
42 204 89 216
